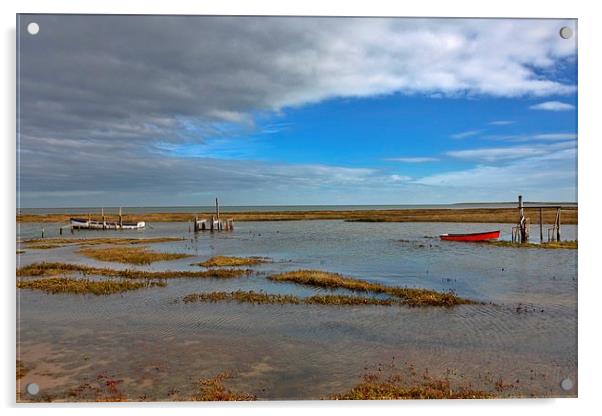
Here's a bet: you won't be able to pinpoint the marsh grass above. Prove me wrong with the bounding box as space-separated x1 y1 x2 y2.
17 277 166 295
183 290 300 304
78 246 192 265
17 262 251 280
268 270 474 307
23 237 184 250
16 360 28 380
182 290 393 306
483 240 577 249
196 256 270 267
66 374 128 402
331 372 494 400
17 207 578 224
191 372 256 401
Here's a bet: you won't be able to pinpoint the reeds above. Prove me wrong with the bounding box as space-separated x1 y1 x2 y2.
23 237 184 250
268 270 475 307
78 246 192 265
190 372 256 401
331 372 494 400
183 290 396 306
17 277 166 295
196 256 270 267
17 262 251 280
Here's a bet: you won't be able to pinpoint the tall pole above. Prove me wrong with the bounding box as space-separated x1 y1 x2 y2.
556 208 561 242
539 207 543 243
518 195 524 243
216 198 220 221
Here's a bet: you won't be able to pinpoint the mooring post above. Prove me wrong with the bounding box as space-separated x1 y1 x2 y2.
518 195 527 243
556 208 561 242
194 216 199 232
101 207 106 230
119 207 123 228
216 198 220 221
539 207 543 243
41 227 45 239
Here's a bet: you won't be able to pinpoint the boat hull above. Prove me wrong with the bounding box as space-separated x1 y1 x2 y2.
440 230 501 242
70 218 145 230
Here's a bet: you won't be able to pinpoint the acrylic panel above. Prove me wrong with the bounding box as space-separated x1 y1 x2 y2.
16 15 578 402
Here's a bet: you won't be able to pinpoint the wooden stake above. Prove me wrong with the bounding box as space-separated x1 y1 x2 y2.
557 208 561 242
539 207 543 242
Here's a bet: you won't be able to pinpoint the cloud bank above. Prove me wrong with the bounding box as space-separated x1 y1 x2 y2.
17 15 577 206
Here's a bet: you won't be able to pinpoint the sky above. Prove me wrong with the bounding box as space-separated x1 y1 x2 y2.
17 15 578 208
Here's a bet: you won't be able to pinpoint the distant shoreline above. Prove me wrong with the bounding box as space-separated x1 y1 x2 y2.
17 207 578 225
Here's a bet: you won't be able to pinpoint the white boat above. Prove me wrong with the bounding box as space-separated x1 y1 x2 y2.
70 218 145 230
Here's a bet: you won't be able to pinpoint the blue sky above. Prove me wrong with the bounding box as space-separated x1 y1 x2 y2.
18 16 578 207
165 92 577 173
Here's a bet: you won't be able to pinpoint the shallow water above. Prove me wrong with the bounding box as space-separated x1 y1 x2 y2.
16 220 577 400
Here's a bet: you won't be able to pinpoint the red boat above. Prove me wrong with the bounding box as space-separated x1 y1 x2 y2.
439 230 501 242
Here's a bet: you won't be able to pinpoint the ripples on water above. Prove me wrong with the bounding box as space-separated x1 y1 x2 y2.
17 220 577 399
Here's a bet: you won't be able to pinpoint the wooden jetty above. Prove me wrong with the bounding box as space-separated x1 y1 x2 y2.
511 195 563 243
193 198 234 232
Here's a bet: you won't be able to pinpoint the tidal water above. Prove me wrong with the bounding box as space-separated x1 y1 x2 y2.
16 220 578 400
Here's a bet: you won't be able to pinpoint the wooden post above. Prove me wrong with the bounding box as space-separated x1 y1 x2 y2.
216 198 220 221
119 207 123 228
556 208 561 242
194 216 199 232
41 227 45 238
539 207 543 243
518 195 528 243
101 207 106 230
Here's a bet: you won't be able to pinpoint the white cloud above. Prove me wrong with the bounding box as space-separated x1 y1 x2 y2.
488 120 515 126
451 130 483 139
447 146 544 162
415 146 576 202
446 141 575 162
386 157 439 163
532 133 577 141
529 101 575 111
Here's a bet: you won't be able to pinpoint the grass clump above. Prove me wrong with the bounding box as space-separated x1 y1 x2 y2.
78 246 192 265
191 372 256 401
483 240 577 249
66 374 128 402
269 270 474 307
17 262 251 280
183 290 396 306
305 294 394 306
17 277 166 295
183 290 300 304
331 372 494 400
196 256 269 267
23 237 184 250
